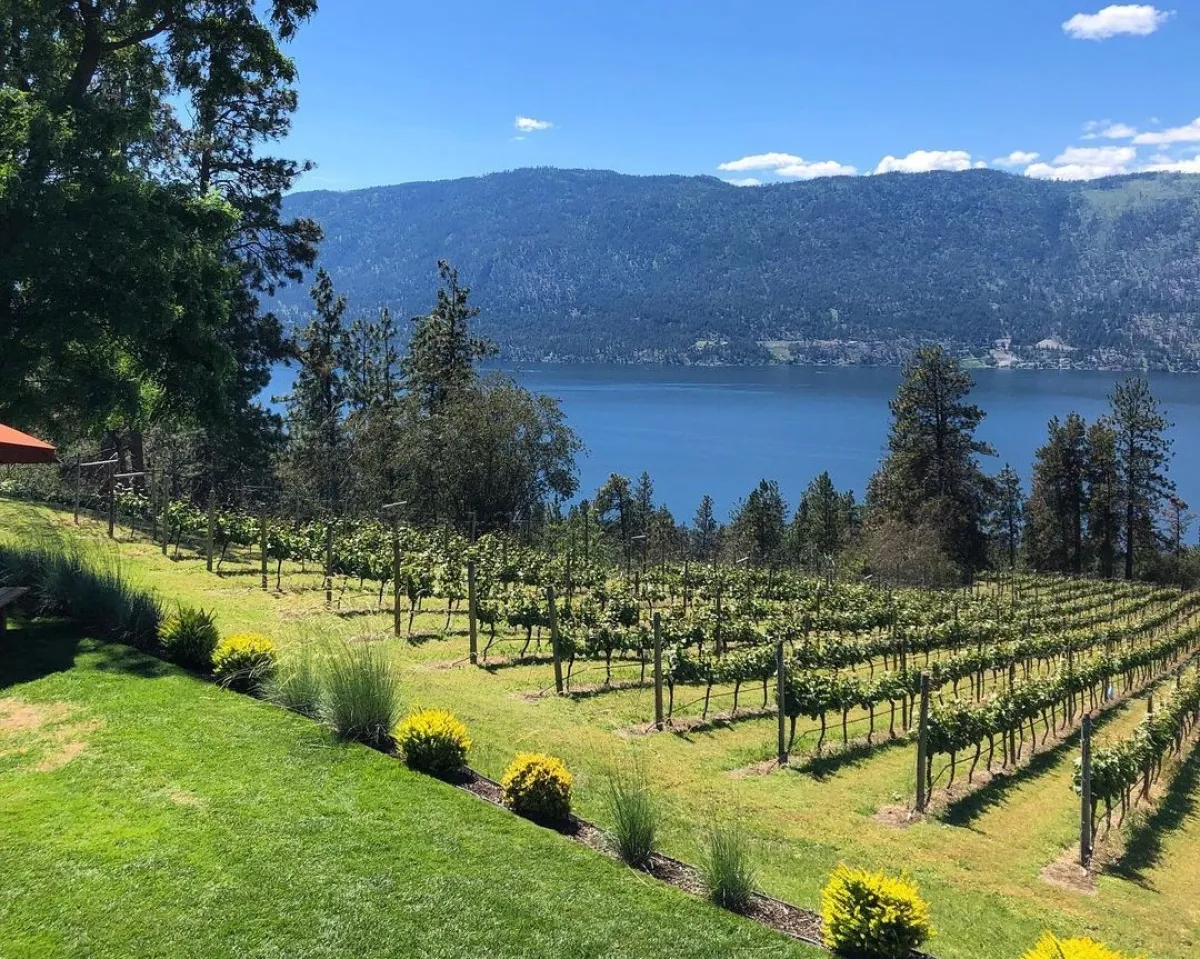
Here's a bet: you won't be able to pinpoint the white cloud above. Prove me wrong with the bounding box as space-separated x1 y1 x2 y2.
1132 117 1200 144
776 159 857 179
1025 145 1137 180
717 153 856 180
1140 154 1200 173
1063 5 1173 40
717 152 805 172
725 177 762 187
993 151 1041 168
873 149 976 174
514 116 553 133
1100 122 1138 138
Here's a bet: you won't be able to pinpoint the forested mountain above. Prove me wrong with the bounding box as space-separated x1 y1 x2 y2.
278 168 1200 369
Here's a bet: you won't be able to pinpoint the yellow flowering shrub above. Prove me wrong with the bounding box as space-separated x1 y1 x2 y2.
1022 933 1138 959
394 709 471 776
212 632 277 692
501 752 573 822
821 864 934 958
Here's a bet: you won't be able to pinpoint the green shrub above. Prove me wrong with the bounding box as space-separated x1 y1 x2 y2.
604 767 658 868
212 632 277 692
160 605 219 671
266 647 324 718
501 753 573 822
394 708 471 776
1 543 160 649
1022 933 1137 959
320 642 402 747
821 864 934 958
700 823 757 913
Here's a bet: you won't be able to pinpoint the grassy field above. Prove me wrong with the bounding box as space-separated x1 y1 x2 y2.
0 619 826 959
4 500 1200 959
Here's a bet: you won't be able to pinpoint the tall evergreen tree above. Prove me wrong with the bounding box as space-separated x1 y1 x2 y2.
729 479 788 566
1084 419 1121 578
992 464 1024 570
1109 378 1174 579
692 495 719 561
281 269 348 519
1162 495 1195 555
1024 414 1088 573
867 346 995 576
792 471 856 569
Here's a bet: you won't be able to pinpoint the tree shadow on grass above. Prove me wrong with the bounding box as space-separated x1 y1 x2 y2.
1108 745 1200 888
90 642 173 679
797 735 909 782
940 705 1128 829
0 618 82 689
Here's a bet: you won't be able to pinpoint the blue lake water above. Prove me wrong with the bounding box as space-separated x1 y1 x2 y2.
264 364 1200 522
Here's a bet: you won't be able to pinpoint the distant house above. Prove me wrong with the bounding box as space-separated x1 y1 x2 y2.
1035 336 1075 352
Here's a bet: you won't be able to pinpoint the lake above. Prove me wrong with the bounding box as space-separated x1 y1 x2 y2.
265 364 1200 521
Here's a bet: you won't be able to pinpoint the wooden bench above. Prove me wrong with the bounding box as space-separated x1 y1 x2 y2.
0 586 29 633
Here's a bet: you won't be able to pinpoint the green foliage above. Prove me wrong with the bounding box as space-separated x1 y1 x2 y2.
278 168 1200 369
265 647 325 718
501 753 573 822
700 823 758 913
820 864 934 958
0 542 160 650
603 767 658 868
320 642 403 747
394 708 471 776
160 606 219 672
212 633 277 692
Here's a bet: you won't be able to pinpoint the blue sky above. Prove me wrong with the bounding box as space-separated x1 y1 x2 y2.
281 2 1200 191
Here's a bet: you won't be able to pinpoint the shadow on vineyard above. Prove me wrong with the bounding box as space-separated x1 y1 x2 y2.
796 736 909 782
939 702 1131 829
1110 740 1200 887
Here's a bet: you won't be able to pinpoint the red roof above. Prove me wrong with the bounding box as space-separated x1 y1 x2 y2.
0 424 57 465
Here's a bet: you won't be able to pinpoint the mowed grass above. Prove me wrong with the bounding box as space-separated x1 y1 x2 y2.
0 620 823 959
5 501 1200 959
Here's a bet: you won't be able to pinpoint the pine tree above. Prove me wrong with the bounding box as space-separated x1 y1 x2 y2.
402 260 495 414
792 471 855 569
1162 496 1194 555
729 480 788 566
281 269 349 519
692 495 719 560
992 464 1024 570
1109 378 1174 579
1084 419 1121 578
1024 414 1088 573
867 346 995 577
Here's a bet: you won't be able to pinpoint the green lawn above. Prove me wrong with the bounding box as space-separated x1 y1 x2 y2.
0 620 823 959
4 501 1200 959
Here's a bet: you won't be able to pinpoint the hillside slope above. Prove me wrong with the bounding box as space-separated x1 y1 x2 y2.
279 168 1200 369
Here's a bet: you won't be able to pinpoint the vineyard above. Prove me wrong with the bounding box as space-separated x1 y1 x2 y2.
6 494 1200 959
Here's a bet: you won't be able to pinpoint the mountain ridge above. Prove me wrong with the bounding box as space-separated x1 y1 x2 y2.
277 167 1200 370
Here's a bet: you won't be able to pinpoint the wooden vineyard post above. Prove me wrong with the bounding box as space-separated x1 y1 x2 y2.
1080 713 1093 867
205 485 215 571
259 506 269 591
915 672 932 812
107 469 117 539
73 457 82 525
776 640 788 767
391 518 402 637
547 586 564 695
324 521 334 607
159 484 169 556
1008 663 1019 762
467 560 479 665
653 612 664 730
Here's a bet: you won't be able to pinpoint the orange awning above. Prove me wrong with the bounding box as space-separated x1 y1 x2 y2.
0 424 57 465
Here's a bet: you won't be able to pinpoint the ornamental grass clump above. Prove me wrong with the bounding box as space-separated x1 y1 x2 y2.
213 632 277 693
266 647 324 718
394 708 471 776
700 823 757 913
160 605 219 671
604 767 658 869
320 642 403 748
501 753 573 823
1022 933 1137 959
821 864 934 958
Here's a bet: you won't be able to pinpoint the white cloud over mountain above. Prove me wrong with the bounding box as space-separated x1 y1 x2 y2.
1025 146 1137 180
514 116 553 133
993 151 1040 168
874 150 980 174
718 153 856 179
